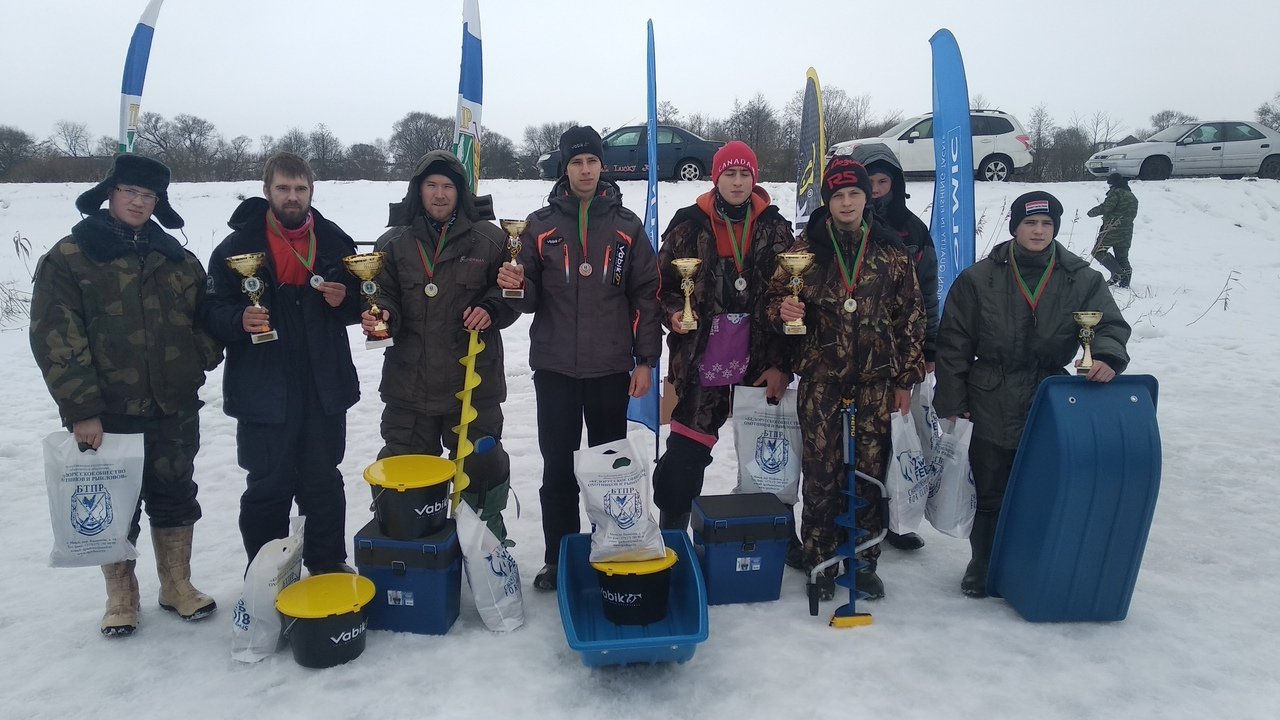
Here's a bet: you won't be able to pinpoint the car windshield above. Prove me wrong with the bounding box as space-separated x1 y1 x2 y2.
1147 123 1197 142
880 117 919 137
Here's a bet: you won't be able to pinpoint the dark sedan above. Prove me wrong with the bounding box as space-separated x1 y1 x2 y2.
536 125 724 182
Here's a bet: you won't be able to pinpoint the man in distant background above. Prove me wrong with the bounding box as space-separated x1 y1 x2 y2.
1088 173 1139 288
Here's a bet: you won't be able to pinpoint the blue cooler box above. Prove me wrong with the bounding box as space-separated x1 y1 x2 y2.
691 493 791 605
355 518 461 635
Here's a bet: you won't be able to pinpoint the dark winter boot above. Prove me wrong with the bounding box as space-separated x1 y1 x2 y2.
152 526 216 621
101 559 139 638
653 434 713 533
814 573 836 602
855 560 885 600
533 564 557 592
961 511 999 598
659 511 691 532
886 530 926 551
1117 271 1132 289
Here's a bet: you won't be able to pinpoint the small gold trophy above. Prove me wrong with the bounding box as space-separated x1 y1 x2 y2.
778 252 815 335
342 252 393 350
225 252 278 344
499 219 527 299
1073 311 1103 375
672 258 702 332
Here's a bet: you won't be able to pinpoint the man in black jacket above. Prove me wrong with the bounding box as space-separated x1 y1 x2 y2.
202 152 362 575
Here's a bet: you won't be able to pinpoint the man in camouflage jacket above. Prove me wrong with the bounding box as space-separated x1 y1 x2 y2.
30 154 224 637
1087 173 1139 287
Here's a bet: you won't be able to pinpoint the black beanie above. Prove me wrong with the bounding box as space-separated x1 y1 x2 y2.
1008 191 1064 237
75 154 184 229
421 159 467 192
559 125 604 165
821 156 873 206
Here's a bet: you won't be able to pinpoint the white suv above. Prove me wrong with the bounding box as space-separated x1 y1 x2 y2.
829 109 1034 182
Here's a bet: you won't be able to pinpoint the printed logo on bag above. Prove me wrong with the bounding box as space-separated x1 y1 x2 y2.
487 546 522 597
330 619 367 645
604 487 643 530
755 430 790 475
414 497 449 517
233 598 251 631
601 589 643 606
70 482 113 537
895 450 933 493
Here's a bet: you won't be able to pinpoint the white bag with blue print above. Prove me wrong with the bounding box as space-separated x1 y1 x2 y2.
456 501 524 632
575 437 665 563
926 418 977 538
44 431 144 568
887 411 932 533
231 517 304 662
732 386 802 505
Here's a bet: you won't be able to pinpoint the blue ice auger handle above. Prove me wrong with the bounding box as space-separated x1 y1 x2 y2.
833 401 871 613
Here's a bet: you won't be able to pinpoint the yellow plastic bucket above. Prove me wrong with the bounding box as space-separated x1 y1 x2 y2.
276 574 376 668
364 455 454 539
591 548 678 625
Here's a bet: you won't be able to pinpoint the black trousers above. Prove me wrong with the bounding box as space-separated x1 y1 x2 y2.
533 370 630 564
100 409 202 545
969 436 1018 514
237 389 348 571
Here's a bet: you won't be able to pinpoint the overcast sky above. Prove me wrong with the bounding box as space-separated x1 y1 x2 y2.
7 0 1279 149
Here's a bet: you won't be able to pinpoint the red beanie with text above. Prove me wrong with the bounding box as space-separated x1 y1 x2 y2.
711 141 759 184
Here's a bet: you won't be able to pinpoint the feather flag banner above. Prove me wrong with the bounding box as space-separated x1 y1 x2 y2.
117 0 166 153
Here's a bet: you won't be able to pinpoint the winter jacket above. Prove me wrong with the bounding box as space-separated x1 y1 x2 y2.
30 211 224 424
511 177 661 378
657 188 795 396
202 198 362 424
933 239 1131 449
846 142 940 361
373 150 516 415
764 206 926 390
1087 186 1138 249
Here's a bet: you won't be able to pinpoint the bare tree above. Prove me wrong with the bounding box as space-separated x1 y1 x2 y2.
1149 109 1198 132
970 94 993 110
51 120 92 157
1025 104 1056 181
1086 111 1123 150
518 120 578 176
480 127 523 179
308 123 345 180
388 112 455 176
726 94 782 179
214 135 255 181
346 141 390 181
1257 92 1280 131
656 100 681 125
0 125 39 179
275 127 311 157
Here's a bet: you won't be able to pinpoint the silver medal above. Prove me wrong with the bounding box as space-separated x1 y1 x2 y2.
578 262 593 277
425 282 439 297
734 277 748 292
844 297 857 313
309 274 324 290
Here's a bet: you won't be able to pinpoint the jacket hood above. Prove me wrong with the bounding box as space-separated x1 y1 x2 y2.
226 196 340 236
844 142 912 227
387 150 496 227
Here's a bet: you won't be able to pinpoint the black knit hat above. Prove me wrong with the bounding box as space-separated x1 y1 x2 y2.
75 154 183 229
421 158 467 192
1008 191 1064 238
559 125 604 165
821 156 873 206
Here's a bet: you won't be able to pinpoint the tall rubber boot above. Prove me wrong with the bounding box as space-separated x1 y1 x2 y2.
101 559 139 638
653 434 712 531
961 511 999 598
152 526 217 621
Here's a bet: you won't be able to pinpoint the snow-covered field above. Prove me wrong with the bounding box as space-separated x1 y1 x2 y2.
1 176 1277 719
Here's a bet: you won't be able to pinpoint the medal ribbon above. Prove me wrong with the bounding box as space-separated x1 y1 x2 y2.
720 210 753 275
577 197 593 272
827 219 869 298
267 213 317 274
1009 243 1057 311
416 221 453 281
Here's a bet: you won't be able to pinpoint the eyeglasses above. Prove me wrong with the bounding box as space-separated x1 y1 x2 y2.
115 186 159 205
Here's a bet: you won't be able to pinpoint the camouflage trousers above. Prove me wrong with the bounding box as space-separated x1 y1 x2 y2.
668 381 734 440
796 379 894 575
99 408 202 545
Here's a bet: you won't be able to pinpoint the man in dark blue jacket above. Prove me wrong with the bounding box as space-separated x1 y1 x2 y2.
202 152 362 574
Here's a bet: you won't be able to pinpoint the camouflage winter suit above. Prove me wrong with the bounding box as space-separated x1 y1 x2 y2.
30 212 224 540
1087 185 1138 283
765 208 925 572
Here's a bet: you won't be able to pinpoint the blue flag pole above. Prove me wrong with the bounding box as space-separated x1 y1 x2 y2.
929 29 976 305
451 0 483 193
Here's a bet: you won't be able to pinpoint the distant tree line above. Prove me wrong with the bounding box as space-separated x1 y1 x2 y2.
3 87 1278 184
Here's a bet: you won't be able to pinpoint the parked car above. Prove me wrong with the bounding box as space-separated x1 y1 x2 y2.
536 125 724 182
828 109 1033 182
1085 121 1280 180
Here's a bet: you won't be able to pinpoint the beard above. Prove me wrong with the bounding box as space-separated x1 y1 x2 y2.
270 200 309 228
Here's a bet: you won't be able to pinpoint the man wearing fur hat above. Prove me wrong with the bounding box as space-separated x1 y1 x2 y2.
30 154 225 637
361 150 517 540
766 157 926 601
496 125 661 591
202 152 362 576
651 141 795 532
1087 173 1139 288
934 190 1131 597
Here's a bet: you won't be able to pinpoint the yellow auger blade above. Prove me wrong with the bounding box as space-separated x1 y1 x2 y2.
450 330 485 509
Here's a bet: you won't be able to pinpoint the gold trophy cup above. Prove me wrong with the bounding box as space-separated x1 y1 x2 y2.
1073 311 1103 375
672 258 702 332
342 252 393 350
225 252 278 344
499 219 527 299
778 252 815 335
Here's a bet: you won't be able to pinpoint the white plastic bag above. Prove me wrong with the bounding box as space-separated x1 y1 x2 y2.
732 386 802 505
886 411 931 534
43 431 145 568
574 437 665 563
456 502 524 632
911 373 943 466
231 517 305 662
926 418 977 538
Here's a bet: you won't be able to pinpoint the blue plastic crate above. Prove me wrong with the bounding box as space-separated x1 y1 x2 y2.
692 493 791 605
355 518 461 635
557 530 708 667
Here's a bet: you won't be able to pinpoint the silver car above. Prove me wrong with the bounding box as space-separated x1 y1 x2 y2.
1086 121 1280 180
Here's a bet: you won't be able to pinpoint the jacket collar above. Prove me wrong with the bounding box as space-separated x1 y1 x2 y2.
71 210 187 263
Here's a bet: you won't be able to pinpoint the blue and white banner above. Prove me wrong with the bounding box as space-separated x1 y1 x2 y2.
628 19 661 443
117 0 165 154
929 28 975 305
451 0 483 193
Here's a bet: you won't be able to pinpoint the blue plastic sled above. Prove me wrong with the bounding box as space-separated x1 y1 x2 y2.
558 530 709 667
987 374 1161 622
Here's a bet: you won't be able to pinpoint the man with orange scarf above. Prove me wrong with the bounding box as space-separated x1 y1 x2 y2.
653 141 795 531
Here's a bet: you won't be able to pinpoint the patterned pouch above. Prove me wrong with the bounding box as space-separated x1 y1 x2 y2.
700 313 751 386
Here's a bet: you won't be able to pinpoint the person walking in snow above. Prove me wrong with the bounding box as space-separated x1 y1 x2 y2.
1087 173 1139 288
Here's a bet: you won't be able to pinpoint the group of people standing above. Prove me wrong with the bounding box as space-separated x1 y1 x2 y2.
30 124 1131 639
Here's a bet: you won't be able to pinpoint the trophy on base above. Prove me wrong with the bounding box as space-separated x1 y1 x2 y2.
672 258 702 332
778 252 815 335
1073 311 1103 375
499 219 527 299
342 252 393 350
225 252 278 344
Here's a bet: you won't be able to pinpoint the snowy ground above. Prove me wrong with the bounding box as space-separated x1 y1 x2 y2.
1 176 1278 719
